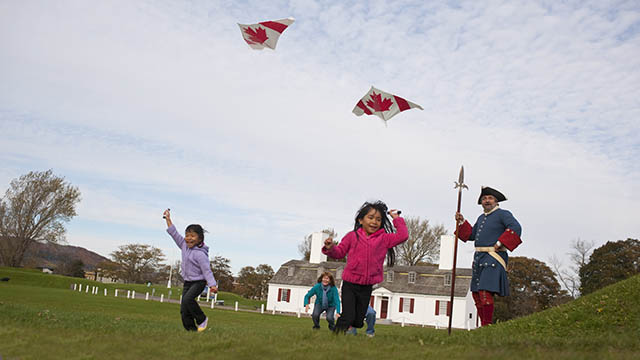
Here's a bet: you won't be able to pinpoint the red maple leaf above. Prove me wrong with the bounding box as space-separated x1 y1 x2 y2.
365 91 393 112
244 26 268 44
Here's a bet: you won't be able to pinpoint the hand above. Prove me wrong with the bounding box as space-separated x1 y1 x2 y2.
387 209 400 219
336 313 341 318
324 237 334 250
163 209 171 220
209 286 218 294
455 212 464 224
305 304 310 312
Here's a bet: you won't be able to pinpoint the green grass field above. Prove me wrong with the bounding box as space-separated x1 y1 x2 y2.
1 267 638 359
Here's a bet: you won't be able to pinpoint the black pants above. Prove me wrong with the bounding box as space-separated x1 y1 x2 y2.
334 280 372 333
181 280 207 331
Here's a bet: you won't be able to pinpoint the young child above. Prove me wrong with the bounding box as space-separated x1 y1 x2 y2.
304 271 341 331
163 209 217 332
323 201 408 333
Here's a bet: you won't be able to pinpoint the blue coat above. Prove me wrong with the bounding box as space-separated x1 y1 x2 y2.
467 208 521 296
303 283 341 313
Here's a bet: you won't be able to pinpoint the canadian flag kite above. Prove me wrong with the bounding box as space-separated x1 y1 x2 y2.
238 18 295 50
352 86 423 122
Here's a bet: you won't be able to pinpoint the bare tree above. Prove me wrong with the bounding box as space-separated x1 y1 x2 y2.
110 244 166 284
396 217 447 266
0 170 81 267
298 228 338 260
548 238 595 298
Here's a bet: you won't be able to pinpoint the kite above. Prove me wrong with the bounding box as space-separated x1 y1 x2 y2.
237 18 295 50
352 86 423 123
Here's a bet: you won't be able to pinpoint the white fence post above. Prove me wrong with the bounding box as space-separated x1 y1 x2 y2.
197 295 201 302
297 308 301 318
115 289 118 297
235 301 238 312
73 284 77 291
104 288 107 296
145 292 149 300
132 290 136 299
78 284 82 292
160 294 164 303
272 306 276 315
179 295 182 304
85 285 89 293
261 304 264 314
402 318 405 327
127 290 131 299
211 299 214 309
206 290 210 302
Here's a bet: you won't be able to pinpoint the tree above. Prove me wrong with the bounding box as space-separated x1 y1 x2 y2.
0 170 81 267
298 228 338 261
579 238 640 295
396 217 446 266
494 256 570 322
55 259 86 278
235 264 274 300
549 238 595 298
110 244 166 284
211 256 234 291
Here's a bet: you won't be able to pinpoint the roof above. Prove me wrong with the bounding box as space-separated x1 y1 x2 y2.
270 260 472 297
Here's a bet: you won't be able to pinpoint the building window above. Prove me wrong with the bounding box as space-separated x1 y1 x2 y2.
387 270 394 282
287 267 294 277
444 273 452 286
398 297 415 313
277 288 291 303
408 272 416 284
435 300 451 316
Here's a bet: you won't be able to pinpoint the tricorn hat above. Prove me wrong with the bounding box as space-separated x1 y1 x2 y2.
477 186 507 204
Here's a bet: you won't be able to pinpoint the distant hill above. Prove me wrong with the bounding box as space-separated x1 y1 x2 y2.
21 242 110 271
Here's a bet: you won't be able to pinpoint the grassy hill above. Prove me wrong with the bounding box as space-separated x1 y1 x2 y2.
1 267 638 359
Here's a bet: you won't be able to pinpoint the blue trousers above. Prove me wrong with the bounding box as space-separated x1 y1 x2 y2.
312 305 336 330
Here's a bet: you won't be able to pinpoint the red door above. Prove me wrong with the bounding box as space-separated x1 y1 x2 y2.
380 297 389 319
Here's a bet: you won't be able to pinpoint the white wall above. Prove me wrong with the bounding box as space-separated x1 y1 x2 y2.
266 283 310 313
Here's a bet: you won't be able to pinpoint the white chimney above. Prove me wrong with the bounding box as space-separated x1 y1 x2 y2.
309 232 329 264
438 234 455 270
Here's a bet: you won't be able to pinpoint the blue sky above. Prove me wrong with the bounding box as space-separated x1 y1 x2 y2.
1 0 639 275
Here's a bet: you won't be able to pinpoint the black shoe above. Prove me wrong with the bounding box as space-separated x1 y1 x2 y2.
312 326 320 330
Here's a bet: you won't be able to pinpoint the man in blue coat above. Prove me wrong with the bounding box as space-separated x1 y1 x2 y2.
455 186 522 326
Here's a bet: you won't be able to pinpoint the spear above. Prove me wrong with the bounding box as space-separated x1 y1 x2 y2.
448 165 467 335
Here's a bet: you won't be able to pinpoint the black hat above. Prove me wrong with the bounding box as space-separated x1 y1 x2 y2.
477 186 507 204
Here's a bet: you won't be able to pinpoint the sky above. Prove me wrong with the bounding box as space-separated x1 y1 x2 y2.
1 0 639 276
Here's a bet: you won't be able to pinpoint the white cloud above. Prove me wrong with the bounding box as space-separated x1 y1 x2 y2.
1 0 639 275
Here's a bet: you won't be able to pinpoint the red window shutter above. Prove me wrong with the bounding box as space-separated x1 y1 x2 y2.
278 288 282 301
410 298 415 314
399 297 404 312
447 301 452 316
370 296 374 307
435 300 440 315
286 289 291 303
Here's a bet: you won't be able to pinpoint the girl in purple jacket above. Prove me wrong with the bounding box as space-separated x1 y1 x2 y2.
322 201 408 333
164 209 217 332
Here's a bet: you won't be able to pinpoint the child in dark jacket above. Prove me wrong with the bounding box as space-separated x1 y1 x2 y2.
323 201 408 333
164 209 217 332
304 271 341 330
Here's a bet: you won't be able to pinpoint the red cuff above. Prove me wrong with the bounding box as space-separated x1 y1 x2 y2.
498 229 522 251
456 221 472 241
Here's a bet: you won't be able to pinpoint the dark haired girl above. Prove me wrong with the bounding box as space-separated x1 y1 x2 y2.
322 201 408 333
164 209 217 332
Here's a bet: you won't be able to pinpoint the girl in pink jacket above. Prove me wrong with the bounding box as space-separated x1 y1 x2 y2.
322 200 408 333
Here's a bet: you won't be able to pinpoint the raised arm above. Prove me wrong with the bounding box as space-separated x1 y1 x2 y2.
164 210 185 249
383 216 409 248
322 233 354 260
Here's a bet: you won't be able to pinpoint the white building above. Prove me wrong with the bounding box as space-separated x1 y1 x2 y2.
267 233 478 330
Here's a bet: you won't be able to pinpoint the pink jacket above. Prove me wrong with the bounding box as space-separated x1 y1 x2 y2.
323 217 408 285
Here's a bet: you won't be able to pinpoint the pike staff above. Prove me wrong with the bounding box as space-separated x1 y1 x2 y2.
448 166 467 335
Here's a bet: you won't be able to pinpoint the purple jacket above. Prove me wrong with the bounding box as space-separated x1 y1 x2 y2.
322 217 408 285
167 225 217 287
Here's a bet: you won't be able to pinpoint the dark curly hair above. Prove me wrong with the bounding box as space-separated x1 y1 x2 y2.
353 200 397 267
